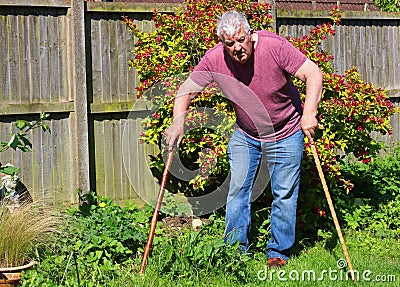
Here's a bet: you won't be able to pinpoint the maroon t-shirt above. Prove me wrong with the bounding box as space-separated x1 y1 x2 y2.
190 30 307 141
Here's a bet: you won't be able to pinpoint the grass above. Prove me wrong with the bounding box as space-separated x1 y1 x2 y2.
128 232 399 287
0 202 61 268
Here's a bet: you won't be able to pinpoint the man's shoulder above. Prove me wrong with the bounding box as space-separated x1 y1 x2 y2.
204 42 224 57
256 30 286 44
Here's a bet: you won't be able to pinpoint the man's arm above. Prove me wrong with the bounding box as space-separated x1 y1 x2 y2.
294 59 324 144
165 77 204 150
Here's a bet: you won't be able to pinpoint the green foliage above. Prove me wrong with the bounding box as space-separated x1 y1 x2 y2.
341 145 400 199
0 112 50 154
21 196 253 286
21 194 400 286
337 146 400 238
155 190 193 216
148 214 251 283
22 194 152 286
0 113 50 176
373 0 400 11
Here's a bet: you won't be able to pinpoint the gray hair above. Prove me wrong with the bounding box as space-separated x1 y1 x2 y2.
217 10 251 40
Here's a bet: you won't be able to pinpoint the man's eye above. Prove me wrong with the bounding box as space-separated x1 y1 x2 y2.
238 37 245 43
225 42 234 47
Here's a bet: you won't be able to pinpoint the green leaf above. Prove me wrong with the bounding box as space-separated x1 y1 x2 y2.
15 120 31 130
17 133 33 148
42 124 50 132
7 134 19 150
1 165 20 175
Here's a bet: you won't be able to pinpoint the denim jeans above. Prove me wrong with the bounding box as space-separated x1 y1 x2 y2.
225 129 304 261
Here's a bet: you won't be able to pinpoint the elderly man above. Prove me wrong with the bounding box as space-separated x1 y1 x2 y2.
166 10 323 267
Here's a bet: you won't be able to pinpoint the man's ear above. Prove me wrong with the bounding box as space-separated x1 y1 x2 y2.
251 30 258 49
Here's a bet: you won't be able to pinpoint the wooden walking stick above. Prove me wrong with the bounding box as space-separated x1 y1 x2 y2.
310 143 357 283
139 149 175 274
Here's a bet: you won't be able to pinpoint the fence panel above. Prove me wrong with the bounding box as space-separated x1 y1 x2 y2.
0 2 76 205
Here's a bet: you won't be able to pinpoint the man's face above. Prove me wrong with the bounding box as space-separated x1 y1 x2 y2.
222 26 253 64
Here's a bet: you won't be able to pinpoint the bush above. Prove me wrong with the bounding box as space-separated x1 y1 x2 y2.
124 1 398 237
338 146 400 237
372 0 400 12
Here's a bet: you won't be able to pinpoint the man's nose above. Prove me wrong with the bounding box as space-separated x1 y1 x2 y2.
234 42 242 51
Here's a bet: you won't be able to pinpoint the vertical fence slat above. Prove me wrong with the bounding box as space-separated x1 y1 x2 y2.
110 20 120 102
29 15 40 103
58 14 69 102
19 16 30 104
48 15 59 103
93 118 105 197
101 19 111 103
91 18 102 103
117 20 128 102
0 15 6 103
39 14 50 103
8 16 20 103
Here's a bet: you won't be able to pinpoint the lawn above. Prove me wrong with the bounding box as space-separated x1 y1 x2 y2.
127 229 400 287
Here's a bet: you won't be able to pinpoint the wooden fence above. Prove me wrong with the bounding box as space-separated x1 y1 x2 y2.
0 0 399 205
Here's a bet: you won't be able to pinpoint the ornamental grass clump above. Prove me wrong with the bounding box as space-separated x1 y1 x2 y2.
0 202 61 268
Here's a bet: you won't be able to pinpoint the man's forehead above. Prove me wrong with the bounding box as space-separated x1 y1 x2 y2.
222 27 247 42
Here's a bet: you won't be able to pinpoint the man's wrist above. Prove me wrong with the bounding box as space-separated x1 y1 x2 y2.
172 115 185 125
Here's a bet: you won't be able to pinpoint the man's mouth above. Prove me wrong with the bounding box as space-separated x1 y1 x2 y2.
234 51 245 59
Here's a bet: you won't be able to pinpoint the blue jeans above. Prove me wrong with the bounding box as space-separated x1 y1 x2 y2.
225 129 304 261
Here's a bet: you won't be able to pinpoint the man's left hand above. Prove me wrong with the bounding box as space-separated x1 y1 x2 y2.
301 115 318 144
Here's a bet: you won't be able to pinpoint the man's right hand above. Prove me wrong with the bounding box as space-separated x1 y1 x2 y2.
164 77 203 151
165 119 185 152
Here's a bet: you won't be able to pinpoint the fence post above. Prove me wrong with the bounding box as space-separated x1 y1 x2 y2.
71 0 91 198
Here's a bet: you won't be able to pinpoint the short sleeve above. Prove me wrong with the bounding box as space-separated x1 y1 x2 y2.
190 55 213 87
278 40 307 75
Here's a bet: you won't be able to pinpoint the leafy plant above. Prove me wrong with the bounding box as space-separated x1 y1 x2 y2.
341 145 400 200
152 214 250 282
20 195 400 286
0 112 50 192
23 194 153 286
372 0 400 11
0 112 56 269
0 113 50 208
0 202 61 268
154 190 193 217
337 146 400 238
0 112 50 155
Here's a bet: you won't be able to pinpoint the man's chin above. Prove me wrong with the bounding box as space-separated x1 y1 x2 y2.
234 57 248 64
